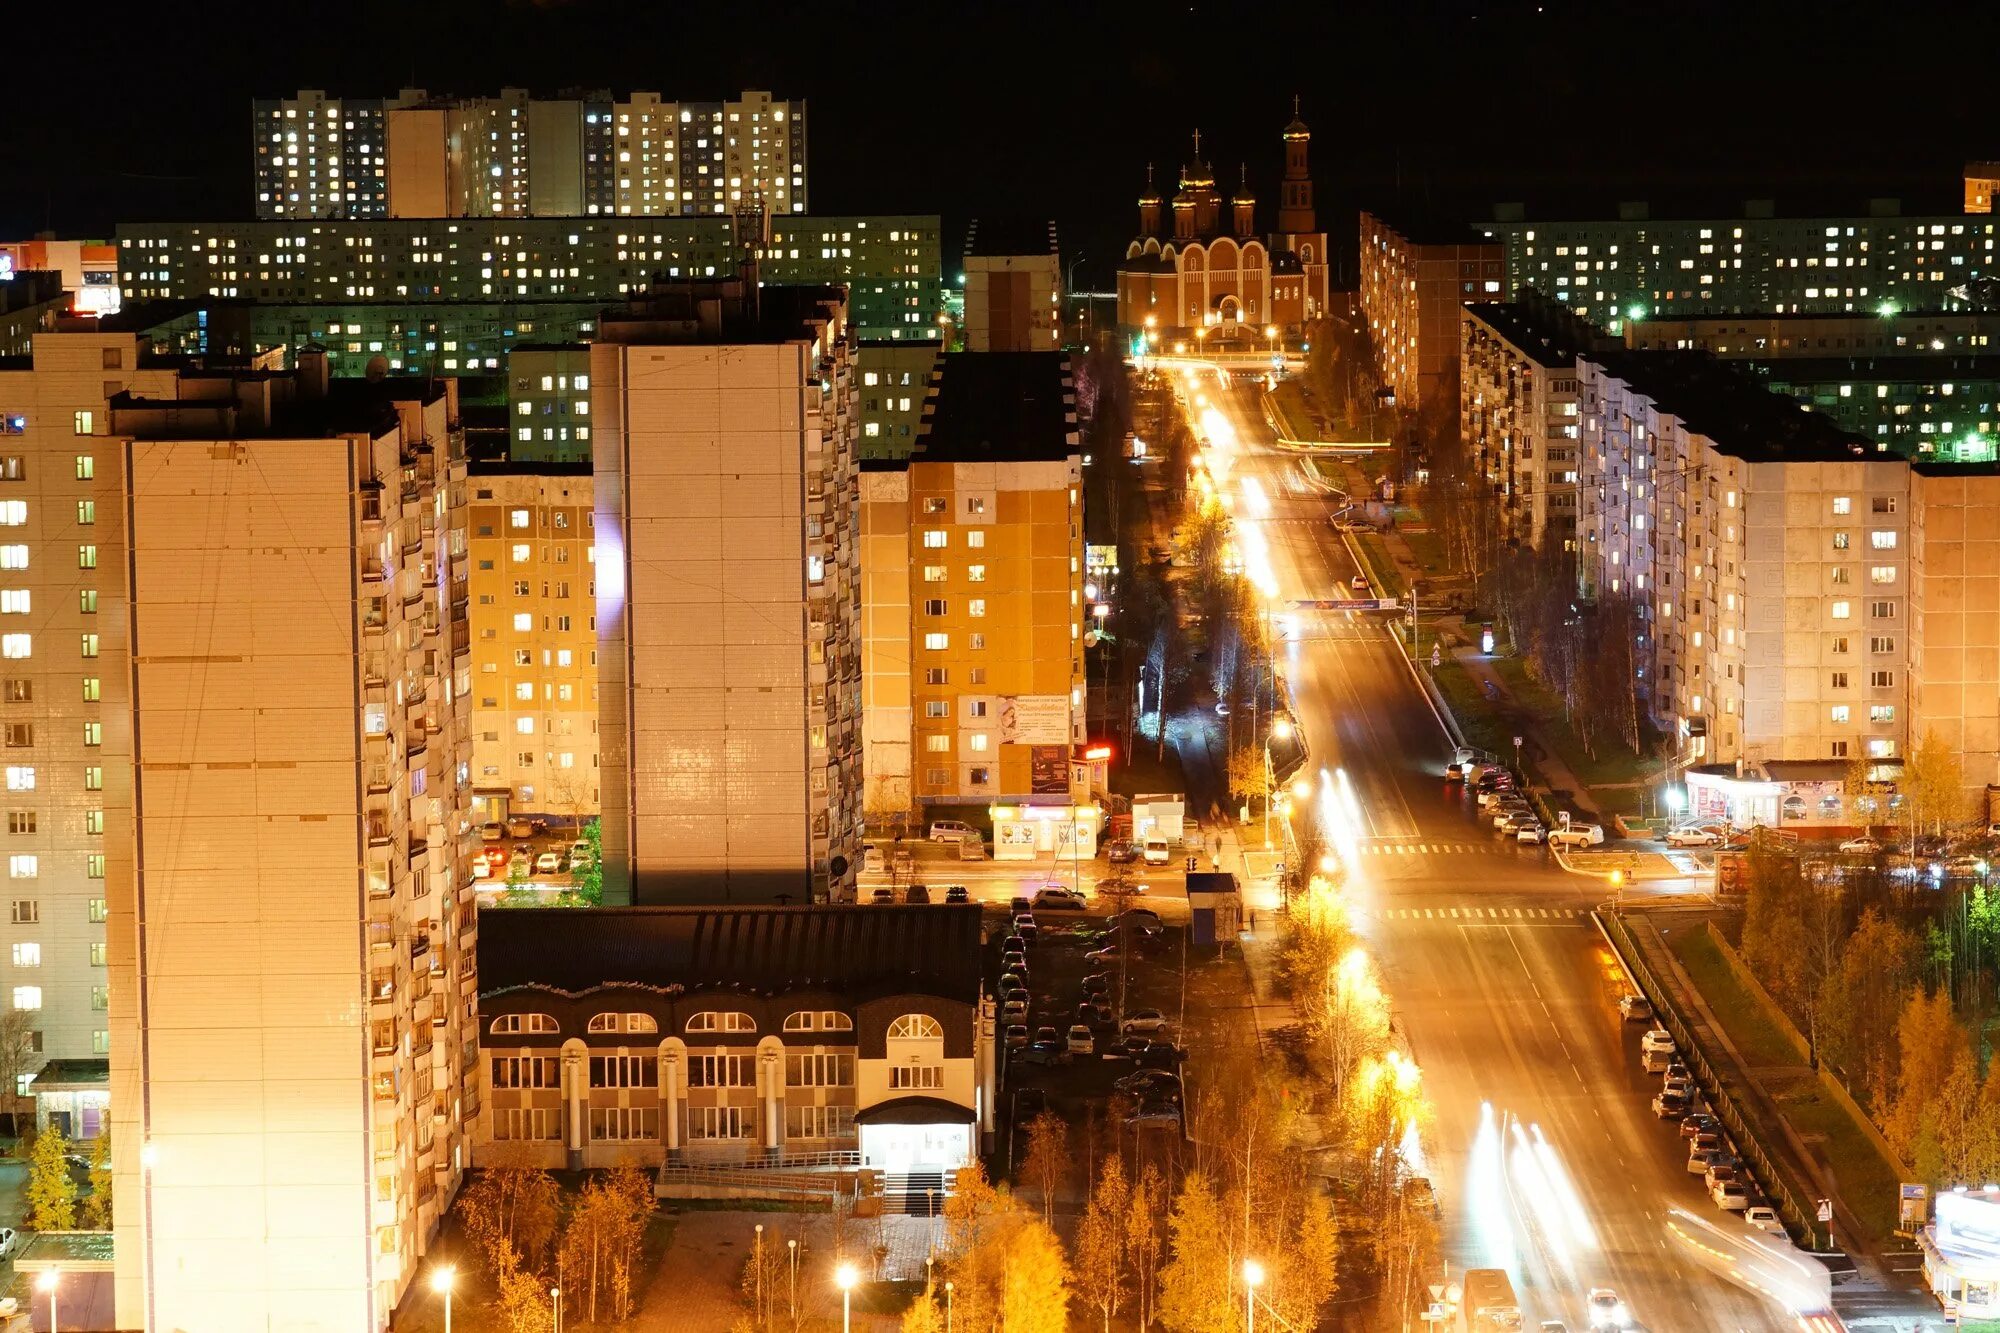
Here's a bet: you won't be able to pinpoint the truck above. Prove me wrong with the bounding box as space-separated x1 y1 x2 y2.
1456 1268 1522 1332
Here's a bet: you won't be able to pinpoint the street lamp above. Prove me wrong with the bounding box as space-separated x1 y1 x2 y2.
1609 868 1625 914
38 1269 58 1333
788 1238 799 1326
1271 718 1294 742
836 1262 859 1333
431 1266 457 1333
551 1286 563 1333
946 1279 955 1332
1243 1259 1265 1333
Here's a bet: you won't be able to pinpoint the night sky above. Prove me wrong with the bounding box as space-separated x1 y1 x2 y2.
5 0 1997 285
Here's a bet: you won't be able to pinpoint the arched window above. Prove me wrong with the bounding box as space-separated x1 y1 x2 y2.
686 1011 756 1034
887 1014 943 1040
784 1010 855 1033
588 1012 659 1035
489 1013 559 1036
1300 243 1316 264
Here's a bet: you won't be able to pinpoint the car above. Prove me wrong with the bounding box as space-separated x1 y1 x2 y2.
1106 838 1143 865
999 983 1027 1007
1662 1073 1696 1100
1126 1099 1182 1129
1743 1205 1786 1235
471 860 493 880
1087 994 1116 1024
862 844 886 874
1549 823 1606 848
1122 1009 1171 1035
1712 1179 1751 1210
870 887 896 905
1947 855 1989 880
507 817 537 838
1516 823 1547 844
1003 933 1027 955
1066 1025 1095 1055
1117 908 1165 935
535 851 564 874
1135 1040 1185 1071
1004 1023 1030 1050
1081 971 1111 995
0 1226 15 1259
481 846 511 867
929 820 978 846
1105 1034 1154 1059
1704 1159 1742 1192
1349 574 1370 593
1652 1091 1691 1118
1642 1028 1676 1055
1664 826 1722 848
1586 1287 1628 1330
1013 914 1038 943
1663 1058 1690 1082
1002 955 1028 982
1687 1143 1725 1174
480 822 506 842
568 839 593 866
1115 1068 1181 1098
507 850 531 874
1085 945 1123 966
1021 1039 1067 1067
1001 997 1028 1024
1618 994 1653 1021
1840 835 1883 855
1142 835 1172 865
1037 887 1087 911
1679 1113 1721 1139
906 884 933 905
1010 895 1033 915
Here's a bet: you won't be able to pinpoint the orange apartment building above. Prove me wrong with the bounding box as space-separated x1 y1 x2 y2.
1358 209 1503 414
861 353 1084 820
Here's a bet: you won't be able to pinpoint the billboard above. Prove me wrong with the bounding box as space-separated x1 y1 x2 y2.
1936 1189 2000 1262
1030 746 1069 795
1001 695 1069 745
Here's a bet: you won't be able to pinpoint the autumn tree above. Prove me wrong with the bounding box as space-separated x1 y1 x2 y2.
0 1009 36 1137
900 1285 945 1333
80 1126 112 1230
1126 1162 1167 1330
1073 1155 1129 1331
24 1121 76 1231
1819 907 1923 1107
1886 985 1968 1161
1155 1171 1234 1333
1022 1109 1071 1227
1905 727 1970 841
455 1146 563 1285
558 1165 653 1324
1001 1215 1072 1333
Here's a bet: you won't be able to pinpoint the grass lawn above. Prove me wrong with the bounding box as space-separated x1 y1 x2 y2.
1430 658 1509 757
1268 380 1317 441
1400 525 1449 577
1665 927 1903 1246
1489 655 1654 791
1352 532 1407 598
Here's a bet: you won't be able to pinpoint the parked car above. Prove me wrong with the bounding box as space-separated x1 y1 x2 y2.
1066 1025 1095 1055
471 859 494 880
945 886 971 904
1516 823 1548 844
1037 887 1087 911
1142 835 1173 865
1086 994 1115 1024
1705 1159 1743 1193
1687 1142 1726 1174
1106 1034 1153 1060
507 817 537 838
1549 823 1606 848
1001 954 1028 981
1106 838 1143 865
1012 914 1038 943
480 822 506 842
870 887 896 905
1114 1069 1181 1099
1085 944 1123 966
1122 1009 1171 1035
1586 1287 1628 1331
1081 971 1111 995
1662 1072 1696 1100
1126 1099 1182 1129
1679 1112 1721 1139
569 839 594 867
1021 1038 1067 1067
1001 997 1028 1024
1135 1041 1186 1071
930 820 978 845
1003 933 1028 955
507 849 531 874
1840 835 1883 855
1711 1179 1752 1210
1117 909 1166 937
1618 994 1654 1021
535 851 564 874
1665 826 1723 848
0 1226 16 1259
1010 895 1033 915
1743 1205 1786 1235
1003 1023 1030 1049
1652 1091 1691 1118
1642 1028 1676 1055
906 884 932 905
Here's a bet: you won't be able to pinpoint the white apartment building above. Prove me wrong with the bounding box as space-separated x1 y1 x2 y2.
252 89 402 218
1460 303 1587 551
1579 351 1911 770
108 362 477 1330
593 274 861 906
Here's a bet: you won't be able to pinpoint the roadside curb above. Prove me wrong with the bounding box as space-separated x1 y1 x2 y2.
1338 527 1460 751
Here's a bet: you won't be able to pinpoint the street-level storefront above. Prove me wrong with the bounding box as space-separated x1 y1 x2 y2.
989 803 1101 861
29 1058 107 1140
1922 1189 2000 1327
855 1098 975 1174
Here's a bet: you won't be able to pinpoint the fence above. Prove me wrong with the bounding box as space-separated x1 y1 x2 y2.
1595 910 1831 1251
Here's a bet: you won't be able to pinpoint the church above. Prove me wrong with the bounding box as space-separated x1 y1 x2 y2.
1117 107 1331 339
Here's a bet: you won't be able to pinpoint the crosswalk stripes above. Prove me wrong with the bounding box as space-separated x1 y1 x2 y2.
1354 841 1519 856
1376 906 1586 922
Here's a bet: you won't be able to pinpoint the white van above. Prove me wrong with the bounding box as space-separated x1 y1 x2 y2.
1549 823 1606 848
1142 834 1172 865
929 820 977 846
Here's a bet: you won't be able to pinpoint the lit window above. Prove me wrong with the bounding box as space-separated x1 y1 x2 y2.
515 717 535 735
0 636 27 659
1870 705 1896 723
11 987 39 1011
0 592 25 615
1830 705 1850 723
9 944 36 968
513 613 533 631
0 503 24 526
73 411 93 435
1831 496 1851 515
0 548 25 570
511 509 531 528
923 632 949 651
1830 602 1851 620
921 530 948 549
968 733 989 752
1869 566 1896 585
4 858 29 881
1870 530 1898 550
3 769 30 792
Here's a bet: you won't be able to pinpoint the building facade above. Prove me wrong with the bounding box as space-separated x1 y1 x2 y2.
468 463 598 826
592 276 861 906
859 353 1085 819
856 341 941 462
115 213 942 346
256 88 806 220
1358 211 1504 413
1459 303 1594 551
109 365 476 1331
963 220 1061 353
475 905 991 1177
1117 114 1331 337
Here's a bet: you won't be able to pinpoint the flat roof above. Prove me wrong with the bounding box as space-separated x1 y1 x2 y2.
1592 347 1876 463
478 904 985 1004
914 352 1077 463
1758 354 2000 383
963 218 1059 258
1465 302 1596 369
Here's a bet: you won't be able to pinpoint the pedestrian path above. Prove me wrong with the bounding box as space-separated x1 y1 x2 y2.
1376 904 1588 923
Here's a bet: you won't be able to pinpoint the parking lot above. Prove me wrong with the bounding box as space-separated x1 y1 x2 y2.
471 818 591 897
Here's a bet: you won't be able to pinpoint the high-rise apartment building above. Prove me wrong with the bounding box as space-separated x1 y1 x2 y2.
856 341 941 462
860 353 1085 818
1966 163 2000 215
115 213 942 345
467 461 599 825
592 272 861 906
962 220 1062 353
108 361 475 1331
255 88 806 221
1459 302 1596 552
1358 210 1504 413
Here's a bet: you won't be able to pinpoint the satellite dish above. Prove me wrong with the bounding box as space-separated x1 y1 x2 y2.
364 354 390 382
828 855 849 879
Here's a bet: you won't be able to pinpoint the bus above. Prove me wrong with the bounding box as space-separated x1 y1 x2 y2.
1457 1268 1523 1332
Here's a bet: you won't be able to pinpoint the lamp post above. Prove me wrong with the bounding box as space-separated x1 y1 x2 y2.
38 1269 58 1333
551 1286 563 1333
836 1262 859 1333
1265 325 1279 362
788 1238 798 1330
1243 1259 1265 1333
431 1266 456 1333
1610 868 1625 914
946 1280 955 1332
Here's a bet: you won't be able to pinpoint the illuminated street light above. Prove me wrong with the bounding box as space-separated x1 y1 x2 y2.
431 1266 457 1333
1243 1258 1265 1333
38 1270 58 1333
1291 777 1312 801
836 1262 859 1333
1271 718 1294 742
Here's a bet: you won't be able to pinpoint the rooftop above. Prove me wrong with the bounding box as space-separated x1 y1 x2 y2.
1753 353 2000 383
914 352 1078 464
963 218 1059 259
597 266 848 346
478 905 985 1004
1592 346 1878 464
1465 301 1612 369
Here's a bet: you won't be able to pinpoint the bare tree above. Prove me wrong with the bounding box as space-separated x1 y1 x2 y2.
1021 1110 1070 1227
0 1008 35 1137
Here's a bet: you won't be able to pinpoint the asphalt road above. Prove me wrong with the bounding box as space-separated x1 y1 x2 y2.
1195 370 1797 1332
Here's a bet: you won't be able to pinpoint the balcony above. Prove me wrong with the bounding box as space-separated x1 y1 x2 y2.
369 969 396 1003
